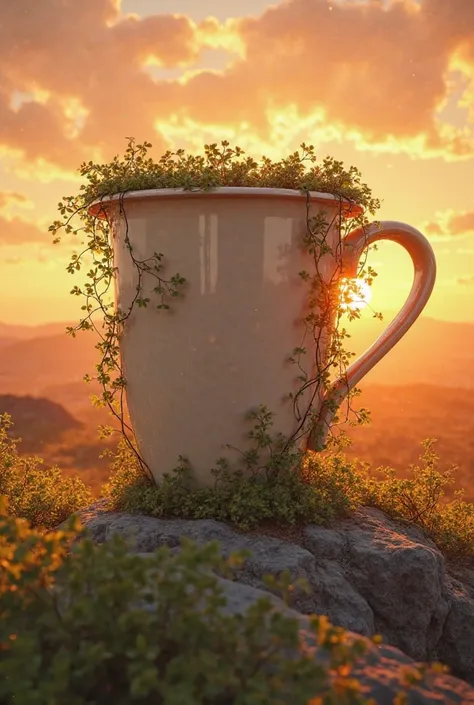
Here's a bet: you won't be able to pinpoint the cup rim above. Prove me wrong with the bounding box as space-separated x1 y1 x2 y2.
88 186 363 219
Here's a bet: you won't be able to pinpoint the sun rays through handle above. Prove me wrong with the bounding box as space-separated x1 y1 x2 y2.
307 220 437 452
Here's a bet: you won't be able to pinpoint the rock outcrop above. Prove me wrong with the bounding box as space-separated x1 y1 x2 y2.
64 500 474 704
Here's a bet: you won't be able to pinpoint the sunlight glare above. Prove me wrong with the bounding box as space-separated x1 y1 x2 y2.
339 277 372 312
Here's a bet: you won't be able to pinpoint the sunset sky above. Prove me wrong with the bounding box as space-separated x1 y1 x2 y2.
1 0 473 325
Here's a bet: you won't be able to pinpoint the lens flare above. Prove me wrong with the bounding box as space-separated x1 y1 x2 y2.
339 277 372 312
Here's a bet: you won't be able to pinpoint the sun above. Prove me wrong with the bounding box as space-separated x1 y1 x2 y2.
339 277 372 312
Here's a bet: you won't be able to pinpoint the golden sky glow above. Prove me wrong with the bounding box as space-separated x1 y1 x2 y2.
0 0 473 324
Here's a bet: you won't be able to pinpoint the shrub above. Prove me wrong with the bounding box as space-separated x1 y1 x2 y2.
0 413 92 530
0 495 406 705
100 434 366 532
102 423 474 564
359 439 474 560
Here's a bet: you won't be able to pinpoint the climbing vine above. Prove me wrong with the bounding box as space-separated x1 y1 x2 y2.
50 138 381 484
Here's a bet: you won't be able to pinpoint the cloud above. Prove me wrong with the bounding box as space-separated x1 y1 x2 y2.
0 190 47 244
425 221 444 236
0 0 473 177
0 191 31 209
0 240 73 266
222 0 474 157
0 215 48 245
458 276 474 285
448 211 474 234
424 209 474 237
0 0 202 171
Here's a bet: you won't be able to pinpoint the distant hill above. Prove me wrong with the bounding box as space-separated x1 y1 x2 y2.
0 321 75 342
0 392 116 495
40 380 104 415
0 330 99 396
0 313 471 398
0 394 82 451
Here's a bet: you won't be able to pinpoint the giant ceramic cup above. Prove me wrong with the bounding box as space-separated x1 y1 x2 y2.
90 188 436 486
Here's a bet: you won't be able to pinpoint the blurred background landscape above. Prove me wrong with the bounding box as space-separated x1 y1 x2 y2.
1 0 473 506
3 309 473 503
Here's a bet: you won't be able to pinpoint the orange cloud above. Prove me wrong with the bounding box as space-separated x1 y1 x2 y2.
425 222 444 236
0 0 473 177
0 215 47 245
220 0 474 156
0 191 48 244
449 211 474 234
0 0 202 170
458 276 474 285
425 209 474 237
0 191 30 208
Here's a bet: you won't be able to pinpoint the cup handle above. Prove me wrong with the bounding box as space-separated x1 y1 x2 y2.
306 220 437 451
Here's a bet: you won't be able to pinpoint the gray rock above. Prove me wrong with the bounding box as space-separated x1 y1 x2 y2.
62 500 474 703
131 554 472 704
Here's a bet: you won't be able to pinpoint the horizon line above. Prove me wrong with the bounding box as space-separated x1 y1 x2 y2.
1 312 473 331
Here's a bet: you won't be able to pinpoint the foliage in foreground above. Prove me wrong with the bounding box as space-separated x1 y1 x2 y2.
101 409 474 564
0 496 448 705
0 413 92 530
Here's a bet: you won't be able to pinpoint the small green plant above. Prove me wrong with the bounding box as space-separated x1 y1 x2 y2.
102 418 474 564
100 407 366 531
0 413 92 530
50 138 381 484
0 495 447 704
359 439 474 560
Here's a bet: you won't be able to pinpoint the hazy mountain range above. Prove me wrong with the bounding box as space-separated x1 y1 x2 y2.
0 314 471 404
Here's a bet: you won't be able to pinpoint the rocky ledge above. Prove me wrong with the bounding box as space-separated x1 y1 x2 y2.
63 501 474 704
